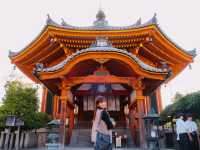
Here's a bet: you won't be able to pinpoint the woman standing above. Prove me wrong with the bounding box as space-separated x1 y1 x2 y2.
91 97 102 144
92 96 115 150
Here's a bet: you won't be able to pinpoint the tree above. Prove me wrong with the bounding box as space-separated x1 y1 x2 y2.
0 80 49 129
173 92 184 102
160 91 200 120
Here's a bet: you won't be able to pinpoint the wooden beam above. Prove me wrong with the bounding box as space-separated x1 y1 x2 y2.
148 43 182 64
142 44 173 66
38 46 61 63
65 76 137 87
21 42 54 65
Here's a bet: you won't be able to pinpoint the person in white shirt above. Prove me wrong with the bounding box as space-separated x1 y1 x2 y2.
185 114 199 150
176 113 191 150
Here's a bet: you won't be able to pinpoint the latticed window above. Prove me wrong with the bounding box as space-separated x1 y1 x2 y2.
83 95 120 111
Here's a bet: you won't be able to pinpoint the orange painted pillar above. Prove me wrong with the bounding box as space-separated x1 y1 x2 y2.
53 96 59 119
41 87 48 112
129 104 138 146
156 87 163 114
67 107 75 144
135 80 146 148
60 83 71 146
144 97 148 115
146 96 151 114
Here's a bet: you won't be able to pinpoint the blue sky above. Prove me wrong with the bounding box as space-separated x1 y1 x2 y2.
0 0 199 106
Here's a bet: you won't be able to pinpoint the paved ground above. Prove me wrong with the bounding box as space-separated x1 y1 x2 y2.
29 148 139 150
28 147 175 150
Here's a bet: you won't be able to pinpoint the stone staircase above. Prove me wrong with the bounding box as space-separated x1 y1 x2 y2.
69 129 93 147
69 128 135 148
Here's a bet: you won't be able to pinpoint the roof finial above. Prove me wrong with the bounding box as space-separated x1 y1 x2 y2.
93 0 108 26
152 13 158 24
98 0 102 11
46 14 58 25
61 18 69 26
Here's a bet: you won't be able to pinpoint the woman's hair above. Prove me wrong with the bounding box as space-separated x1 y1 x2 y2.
95 95 106 108
93 96 106 121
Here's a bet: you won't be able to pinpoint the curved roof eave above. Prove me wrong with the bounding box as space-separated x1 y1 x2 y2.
35 46 168 74
152 24 196 58
9 25 50 59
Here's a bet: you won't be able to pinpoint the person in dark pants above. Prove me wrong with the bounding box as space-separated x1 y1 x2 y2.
185 114 200 150
176 113 192 150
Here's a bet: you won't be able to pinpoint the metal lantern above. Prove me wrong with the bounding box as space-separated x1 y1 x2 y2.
46 120 61 149
143 109 160 150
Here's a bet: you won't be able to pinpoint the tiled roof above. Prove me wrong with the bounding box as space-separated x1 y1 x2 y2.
35 37 168 74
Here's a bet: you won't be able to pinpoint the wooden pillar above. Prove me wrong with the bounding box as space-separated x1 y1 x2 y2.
135 80 146 149
60 83 71 147
41 87 48 112
144 97 148 115
129 103 138 146
53 96 59 119
146 96 151 114
156 87 163 113
67 107 74 144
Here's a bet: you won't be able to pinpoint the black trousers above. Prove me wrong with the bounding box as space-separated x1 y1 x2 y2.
189 132 200 150
179 133 190 150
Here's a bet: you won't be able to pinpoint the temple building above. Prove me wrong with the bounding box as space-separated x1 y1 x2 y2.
9 10 196 147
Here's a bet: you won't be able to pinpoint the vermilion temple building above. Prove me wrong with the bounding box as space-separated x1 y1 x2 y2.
9 10 195 147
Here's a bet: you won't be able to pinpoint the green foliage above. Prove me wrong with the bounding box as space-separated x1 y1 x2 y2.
160 91 200 120
0 80 49 129
173 92 184 102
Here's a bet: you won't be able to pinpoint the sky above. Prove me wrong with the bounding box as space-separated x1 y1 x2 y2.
0 0 199 107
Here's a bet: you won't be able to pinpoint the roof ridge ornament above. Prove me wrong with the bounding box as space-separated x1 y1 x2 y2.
8 50 18 58
188 48 197 57
136 18 142 26
61 18 70 26
142 13 158 26
46 14 59 26
129 17 142 28
93 9 108 27
152 13 158 24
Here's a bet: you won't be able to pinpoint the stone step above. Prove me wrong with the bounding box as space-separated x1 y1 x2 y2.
69 128 135 148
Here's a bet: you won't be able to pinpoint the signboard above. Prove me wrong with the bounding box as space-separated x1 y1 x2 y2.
15 117 24 126
5 116 16 127
5 115 24 127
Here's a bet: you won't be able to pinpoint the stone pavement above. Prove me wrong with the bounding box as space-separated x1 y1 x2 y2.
28 147 175 150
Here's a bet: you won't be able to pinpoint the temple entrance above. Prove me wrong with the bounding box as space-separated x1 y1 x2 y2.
69 83 135 147
73 84 131 128
77 95 123 122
